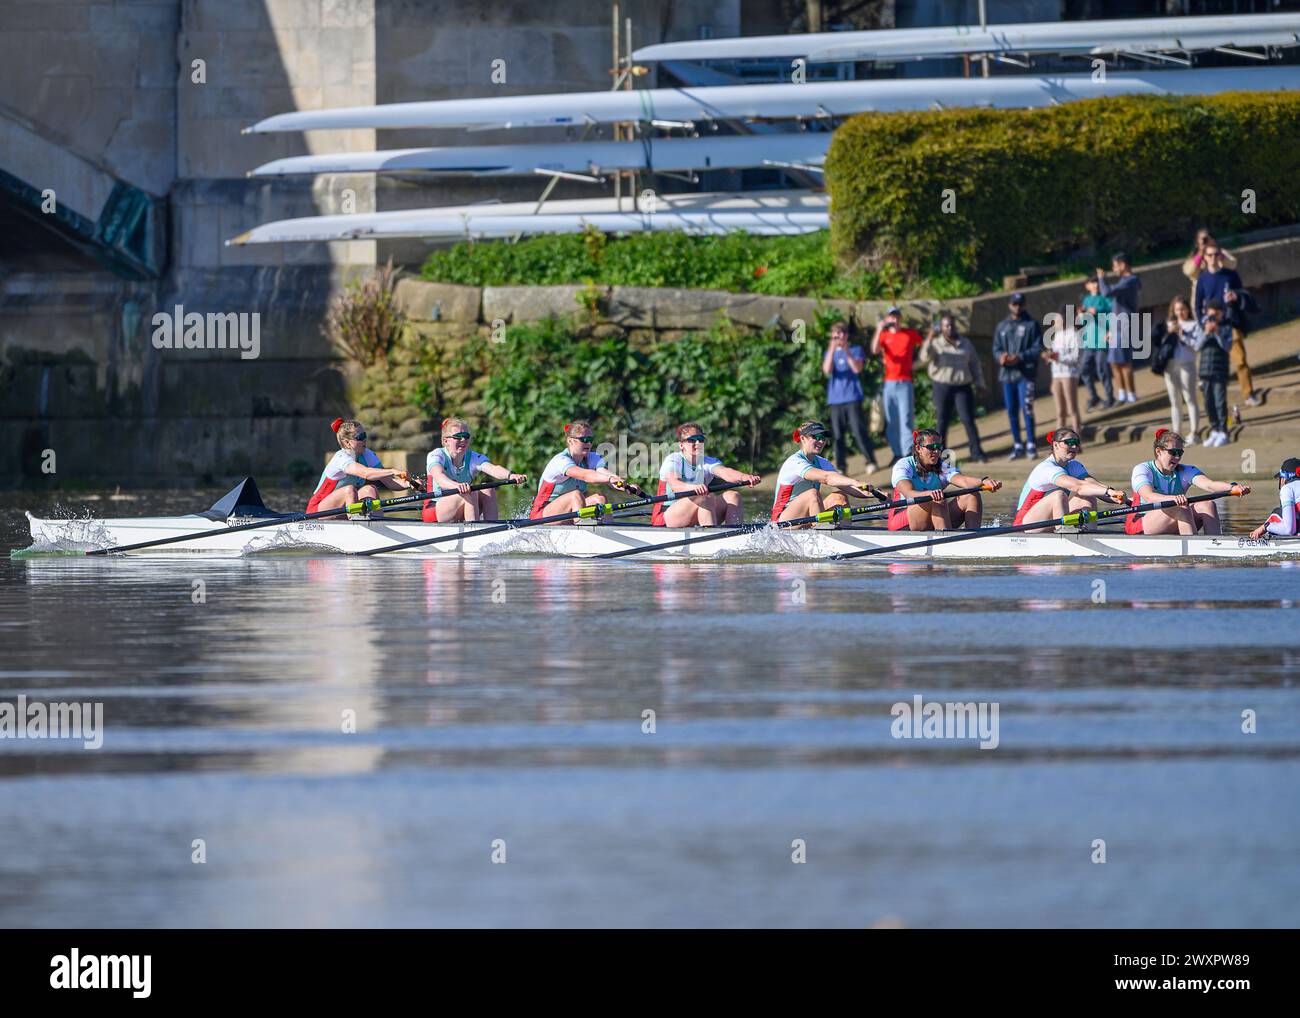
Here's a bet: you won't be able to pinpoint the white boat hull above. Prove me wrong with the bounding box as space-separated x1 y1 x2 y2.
23 513 1300 562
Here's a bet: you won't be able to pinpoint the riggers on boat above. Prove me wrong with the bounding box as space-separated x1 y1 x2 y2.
22 479 1300 562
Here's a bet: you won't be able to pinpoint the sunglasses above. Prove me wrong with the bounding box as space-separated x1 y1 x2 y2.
918 443 943 452
571 435 594 444
353 433 367 441
1056 438 1081 448
682 435 706 443
803 433 828 442
1161 448 1185 457
447 432 471 441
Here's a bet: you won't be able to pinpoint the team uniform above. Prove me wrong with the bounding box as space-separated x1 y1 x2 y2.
306 447 383 512
1124 460 1204 535
652 452 722 526
887 455 960 530
1262 479 1300 536
422 447 491 522
1014 456 1091 526
529 451 608 519
771 451 835 521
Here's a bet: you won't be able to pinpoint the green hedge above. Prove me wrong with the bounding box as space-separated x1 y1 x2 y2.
378 313 940 480
420 227 980 300
827 90 1300 279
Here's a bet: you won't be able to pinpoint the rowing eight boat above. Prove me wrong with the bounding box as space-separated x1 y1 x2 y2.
22 509 1298 562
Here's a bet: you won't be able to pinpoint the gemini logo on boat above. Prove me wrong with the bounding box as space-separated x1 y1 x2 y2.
150 304 261 360
50 949 150 998
890 695 999 750
0 695 103 749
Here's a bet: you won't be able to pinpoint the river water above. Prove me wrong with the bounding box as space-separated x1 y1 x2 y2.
2 489 1298 927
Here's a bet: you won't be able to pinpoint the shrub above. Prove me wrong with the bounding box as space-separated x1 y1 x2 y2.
323 258 407 367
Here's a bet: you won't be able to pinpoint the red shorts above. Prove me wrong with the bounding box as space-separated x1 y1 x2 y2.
886 486 911 530
1013 488 1050 527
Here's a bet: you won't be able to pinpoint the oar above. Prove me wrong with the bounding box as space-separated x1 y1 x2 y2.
831 488 1246 562
595 483 991 560
87 477 521 556
351 479 747 557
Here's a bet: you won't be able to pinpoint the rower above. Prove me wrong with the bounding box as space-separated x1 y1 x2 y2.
1013 428 1125 532
529 420 638 521
422 417 527 523
653 422 761 528
306 417 410 518
1125 428 1247 536
888 428 1002 531
1250 457 1300 539
771 421 878 523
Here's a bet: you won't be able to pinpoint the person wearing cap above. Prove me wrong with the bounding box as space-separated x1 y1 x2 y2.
870 306 924 463
1096 253 1141 405
771 421 879 522
1124 427 1247 536
991 292 1042 460
1250 458 1300 539
822 319 880 475
1078 275 1115 411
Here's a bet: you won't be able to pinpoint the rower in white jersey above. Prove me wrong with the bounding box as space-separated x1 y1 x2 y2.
421 416 527 523
771 420 879 523
528 419 639 521
306 417 410 518
1013 428 1126 531
887 427 1001 531
653 422 761 527
1250 457 1300 539
1124 428 1247 535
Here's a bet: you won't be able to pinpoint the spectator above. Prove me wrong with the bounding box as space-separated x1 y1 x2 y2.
1182 229 1237 304
870 305 925 462
919 314 988 463
1196 299 1232 447
1045 306 1083 437
991 292 1042 460
1194 242 1258 407
1163 296 1201 442
1097 253 1141 404
1078 275 1114 411
822 320 879 474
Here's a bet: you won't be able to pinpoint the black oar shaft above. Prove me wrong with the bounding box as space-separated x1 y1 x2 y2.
832 489 1239 561
350 479 748 557
596 484 986 560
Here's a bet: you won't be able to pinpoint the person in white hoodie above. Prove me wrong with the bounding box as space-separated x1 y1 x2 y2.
1162 297 1202 443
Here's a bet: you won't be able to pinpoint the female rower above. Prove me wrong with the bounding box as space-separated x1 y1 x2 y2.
421 417 527 523
771 421 879 523
652 422 761 527
1249 457 1299 539
1013 428 1126 531
1124 428 1247 536
888 428 1001 531
306 417 409 517
529 420 637 521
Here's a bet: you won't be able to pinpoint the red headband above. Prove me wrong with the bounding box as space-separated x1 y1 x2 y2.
564 423 571 434
792 428 802 442
1046 430 1056 444
1155 427 1170 441
330 417 344 433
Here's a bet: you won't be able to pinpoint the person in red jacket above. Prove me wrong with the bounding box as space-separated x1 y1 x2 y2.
870 305 924 463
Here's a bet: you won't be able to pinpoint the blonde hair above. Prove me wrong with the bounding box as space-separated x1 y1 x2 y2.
1168 296 1191 320
441 417 469 437
676 422 704 440
331 417 365 449
1153 428 1183 452
564 419 593 437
